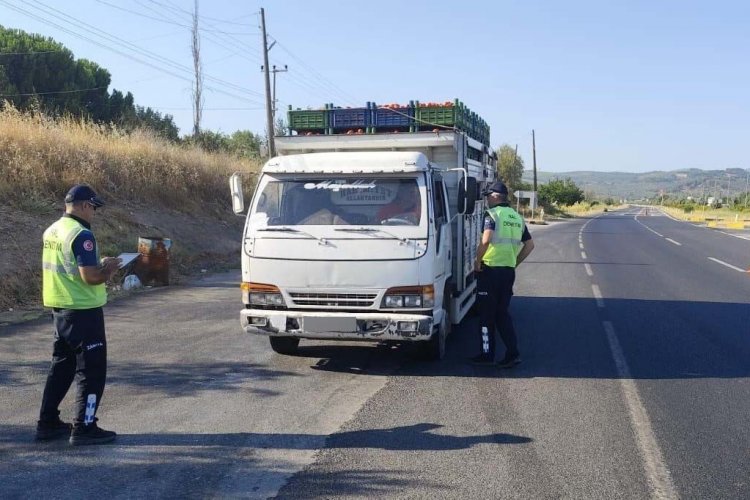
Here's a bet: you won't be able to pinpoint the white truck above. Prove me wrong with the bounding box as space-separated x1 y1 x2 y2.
230 130 496 359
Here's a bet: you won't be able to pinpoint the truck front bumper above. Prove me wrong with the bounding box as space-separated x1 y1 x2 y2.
240 309 437 341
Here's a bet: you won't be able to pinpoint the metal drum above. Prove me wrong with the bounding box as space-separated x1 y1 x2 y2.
134 236 171 286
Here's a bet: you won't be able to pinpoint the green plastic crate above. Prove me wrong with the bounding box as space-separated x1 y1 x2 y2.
288 106 328 131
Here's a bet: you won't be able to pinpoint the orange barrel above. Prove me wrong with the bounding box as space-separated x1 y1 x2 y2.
133 236 171 286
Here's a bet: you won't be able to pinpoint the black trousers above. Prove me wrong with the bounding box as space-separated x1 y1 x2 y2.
476 265 519 360
39 307 107 426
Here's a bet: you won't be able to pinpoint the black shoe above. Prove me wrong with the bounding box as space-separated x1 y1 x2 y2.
497 356 521 369
35 419 73 441
470 355 495 366
69 422 117 446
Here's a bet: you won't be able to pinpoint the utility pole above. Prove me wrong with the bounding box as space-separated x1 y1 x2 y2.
260 8 275 157
271 64 288 121
532 130 538 219
191 0 202 136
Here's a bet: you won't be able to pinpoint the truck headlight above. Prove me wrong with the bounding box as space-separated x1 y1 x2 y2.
381 285 434 309
241 282 286 307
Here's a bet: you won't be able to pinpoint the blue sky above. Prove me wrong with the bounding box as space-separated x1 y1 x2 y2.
1 0 748 172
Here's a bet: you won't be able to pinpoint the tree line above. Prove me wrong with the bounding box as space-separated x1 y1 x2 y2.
0 26 263 158
495 144 586 208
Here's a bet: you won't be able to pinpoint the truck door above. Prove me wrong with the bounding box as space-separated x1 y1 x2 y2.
432 175 452 285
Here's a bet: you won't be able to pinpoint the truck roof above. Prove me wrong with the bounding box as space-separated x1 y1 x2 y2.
263 151 430 174
275 130 487 154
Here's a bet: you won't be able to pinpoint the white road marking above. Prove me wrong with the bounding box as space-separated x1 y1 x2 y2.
708 257 746 273
584 263 593 276
579 242 585 250
591 284 604 308
581 251 587 260
634 217 664 237
664 238 682 246
716 229 750 241
602 321 679 500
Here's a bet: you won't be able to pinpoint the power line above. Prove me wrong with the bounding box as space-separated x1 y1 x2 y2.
0 0 262 104
31 0 264 98
132 0 264 69
0 86 106 97
155 106 264 111
14 0 265 103
145 0 261 56
94 0 257 36
272 39 360 106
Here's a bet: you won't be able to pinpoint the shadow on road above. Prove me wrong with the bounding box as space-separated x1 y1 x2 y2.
301 296 750 381
0 422 530 451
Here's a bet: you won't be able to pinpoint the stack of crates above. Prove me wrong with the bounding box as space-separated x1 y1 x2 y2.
287 99 490 146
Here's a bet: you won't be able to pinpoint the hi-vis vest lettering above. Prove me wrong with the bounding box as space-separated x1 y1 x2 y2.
42 217 106 309
481 206 525 268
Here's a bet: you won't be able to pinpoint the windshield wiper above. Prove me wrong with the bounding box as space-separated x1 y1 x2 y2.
334 227 410 244
257 227 329 245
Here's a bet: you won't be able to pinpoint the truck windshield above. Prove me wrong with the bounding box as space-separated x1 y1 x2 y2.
253 178 423 226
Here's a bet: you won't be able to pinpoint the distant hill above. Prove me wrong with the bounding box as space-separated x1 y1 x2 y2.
522 168 749 201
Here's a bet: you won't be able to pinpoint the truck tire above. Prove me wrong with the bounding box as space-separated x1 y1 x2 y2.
417 302 449 361
269 336 300 355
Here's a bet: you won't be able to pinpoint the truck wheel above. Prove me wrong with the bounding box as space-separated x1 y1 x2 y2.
418 307 448 361
269 336 300 355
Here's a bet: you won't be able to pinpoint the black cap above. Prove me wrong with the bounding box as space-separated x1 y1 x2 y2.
482 181 509 196
64 184 105 207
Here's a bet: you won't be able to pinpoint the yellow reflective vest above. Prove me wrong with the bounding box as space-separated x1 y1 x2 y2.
481 205 525 268
42 217 106 309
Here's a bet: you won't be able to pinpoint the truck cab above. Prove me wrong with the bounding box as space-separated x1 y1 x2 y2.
231 131 494 360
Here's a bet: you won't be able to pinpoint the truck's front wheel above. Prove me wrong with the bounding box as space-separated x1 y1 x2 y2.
418 307 448 361
269 336 300 355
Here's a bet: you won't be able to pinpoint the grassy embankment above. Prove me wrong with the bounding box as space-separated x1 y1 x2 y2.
0 106 260 311
660 206 750 229
517 202 624 221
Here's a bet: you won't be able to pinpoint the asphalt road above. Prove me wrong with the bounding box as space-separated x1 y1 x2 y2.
1 207 748 499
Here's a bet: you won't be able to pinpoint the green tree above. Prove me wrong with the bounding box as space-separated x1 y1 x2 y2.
187 130 230 153
539 177 585 206
495 144 524 193
227 130 262 158
133 105 179 142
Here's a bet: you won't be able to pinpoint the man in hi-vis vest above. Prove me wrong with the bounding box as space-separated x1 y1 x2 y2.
471 182 535 367
37 185 121 445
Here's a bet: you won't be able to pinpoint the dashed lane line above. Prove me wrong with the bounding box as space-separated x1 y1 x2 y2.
602 321 679 500
634 216 664 237
708 257 746 273
591 284 604 308
581 251 587 260
664 238 682 246
584 263 593 276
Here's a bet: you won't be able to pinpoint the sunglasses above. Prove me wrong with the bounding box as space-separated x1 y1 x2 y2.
87 201 99 211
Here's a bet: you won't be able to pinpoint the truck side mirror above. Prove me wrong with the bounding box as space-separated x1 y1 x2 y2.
457 176 478 215
230 173 245 214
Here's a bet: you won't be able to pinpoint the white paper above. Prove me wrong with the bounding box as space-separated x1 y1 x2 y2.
117 252 140 268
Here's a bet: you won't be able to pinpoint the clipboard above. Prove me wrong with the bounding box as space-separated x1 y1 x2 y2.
117 253 140 269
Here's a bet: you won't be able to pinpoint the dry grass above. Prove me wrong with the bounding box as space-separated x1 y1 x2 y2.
0 105 260 212
0 106 262 313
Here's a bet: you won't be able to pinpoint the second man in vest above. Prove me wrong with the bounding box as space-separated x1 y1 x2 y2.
472 182 535 367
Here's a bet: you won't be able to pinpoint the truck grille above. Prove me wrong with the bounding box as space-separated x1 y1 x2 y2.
289 292 377 308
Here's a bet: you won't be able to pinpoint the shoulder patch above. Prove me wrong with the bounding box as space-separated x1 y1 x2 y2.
82 240 94 252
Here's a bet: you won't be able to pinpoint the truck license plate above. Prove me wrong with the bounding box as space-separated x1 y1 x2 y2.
304 317 357 333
